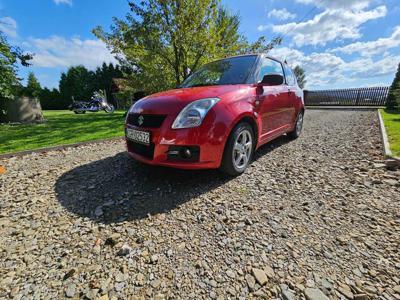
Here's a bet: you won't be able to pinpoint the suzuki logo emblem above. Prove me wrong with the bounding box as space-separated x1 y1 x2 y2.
138 115 144 126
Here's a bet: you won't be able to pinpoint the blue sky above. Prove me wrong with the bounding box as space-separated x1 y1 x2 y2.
0 0 399 90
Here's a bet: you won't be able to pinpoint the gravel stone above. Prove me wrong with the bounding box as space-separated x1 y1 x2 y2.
304 288 329 300
1 110 399 299
65 284 76 298
252 268 268 286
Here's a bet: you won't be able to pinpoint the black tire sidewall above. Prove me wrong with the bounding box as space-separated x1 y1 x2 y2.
288 111 303 139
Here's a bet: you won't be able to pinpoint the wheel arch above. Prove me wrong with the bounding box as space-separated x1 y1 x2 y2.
224 113 259 151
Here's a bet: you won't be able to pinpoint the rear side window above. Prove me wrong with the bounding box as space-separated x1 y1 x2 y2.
284 65 296 86
258 58 284 82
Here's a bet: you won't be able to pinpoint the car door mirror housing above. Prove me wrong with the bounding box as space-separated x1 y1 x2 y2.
260 74 284 86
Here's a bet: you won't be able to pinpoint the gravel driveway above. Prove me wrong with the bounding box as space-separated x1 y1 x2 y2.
1 110 399 300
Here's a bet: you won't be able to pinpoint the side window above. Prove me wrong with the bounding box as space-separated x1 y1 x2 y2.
258 58 284 82
284 65 296 86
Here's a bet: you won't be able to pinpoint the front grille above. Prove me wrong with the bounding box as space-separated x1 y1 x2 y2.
127 140 155 160
127 113 166 128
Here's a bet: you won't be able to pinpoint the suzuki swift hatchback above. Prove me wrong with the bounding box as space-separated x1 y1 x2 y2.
125 54 304 175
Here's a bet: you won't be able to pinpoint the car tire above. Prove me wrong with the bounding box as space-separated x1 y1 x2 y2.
287 111 304 139
220 122 254 176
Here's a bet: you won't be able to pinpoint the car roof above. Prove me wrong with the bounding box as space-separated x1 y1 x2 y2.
220 53 285 65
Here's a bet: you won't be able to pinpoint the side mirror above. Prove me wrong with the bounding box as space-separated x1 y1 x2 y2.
260 74 284 86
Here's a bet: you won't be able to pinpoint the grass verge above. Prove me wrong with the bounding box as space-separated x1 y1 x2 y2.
0 110 125 155
380 109 400 157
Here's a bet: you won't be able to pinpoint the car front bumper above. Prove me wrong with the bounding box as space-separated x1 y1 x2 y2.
125 118 229 170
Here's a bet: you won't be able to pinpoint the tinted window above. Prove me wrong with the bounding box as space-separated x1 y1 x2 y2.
181 56 257 88
258 58 284 82
284 65 296 86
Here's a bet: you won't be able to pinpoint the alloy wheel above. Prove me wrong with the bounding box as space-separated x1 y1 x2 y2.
232 129 253 170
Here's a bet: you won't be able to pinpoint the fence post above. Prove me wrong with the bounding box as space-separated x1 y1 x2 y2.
355 90 361 106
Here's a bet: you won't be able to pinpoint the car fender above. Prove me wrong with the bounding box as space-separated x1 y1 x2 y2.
218 92 260 150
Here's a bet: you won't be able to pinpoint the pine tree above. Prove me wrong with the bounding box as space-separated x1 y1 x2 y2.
386 62 400 110
25 72 41 98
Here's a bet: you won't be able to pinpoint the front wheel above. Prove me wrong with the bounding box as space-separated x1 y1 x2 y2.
104 104 115 113
287 111 304 139
220 122 254 176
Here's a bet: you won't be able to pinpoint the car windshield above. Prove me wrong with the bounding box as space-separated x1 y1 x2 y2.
180 55 257 88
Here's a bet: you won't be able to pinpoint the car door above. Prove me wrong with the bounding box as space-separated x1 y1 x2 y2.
283 64 298 125
257 58 290 138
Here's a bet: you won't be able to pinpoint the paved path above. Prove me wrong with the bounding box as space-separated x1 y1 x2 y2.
1 110 399 299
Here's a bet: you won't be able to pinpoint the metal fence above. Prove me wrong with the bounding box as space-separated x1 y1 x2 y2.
304 86 390 106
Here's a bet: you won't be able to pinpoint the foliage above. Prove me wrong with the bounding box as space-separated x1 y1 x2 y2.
39 88 62 110
380 109 400 157
93 0 282 94
0 31 33 121
293 66 306 89
0 110 125 154
0 31 32 100
57 63 123 109
24 72 42 98
386 62 400 110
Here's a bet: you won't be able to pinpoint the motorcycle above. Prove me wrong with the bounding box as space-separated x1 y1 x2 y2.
69 91 115 114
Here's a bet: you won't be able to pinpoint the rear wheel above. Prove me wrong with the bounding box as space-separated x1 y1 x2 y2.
220 122 254 176
287 111 303 139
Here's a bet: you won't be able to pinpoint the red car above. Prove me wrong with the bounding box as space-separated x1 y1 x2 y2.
125 54 304 175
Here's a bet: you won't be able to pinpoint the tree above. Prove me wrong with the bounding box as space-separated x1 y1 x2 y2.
39 87 61 110
56 63 124 109
1 30 32 120
93 0 281 93
386 62 400 110
293 66 306 89
0 31 32 99
25 72 41 98
59 65 95 107
92 62 124 101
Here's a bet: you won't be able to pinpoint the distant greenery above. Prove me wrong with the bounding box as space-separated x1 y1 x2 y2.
94 0 282 94
386 62 400 110
0 31 32 99
0 30 32 121
36 63 125 110
25 72 42 98
380 109 400 157
293 66 306 89
0 110 125 155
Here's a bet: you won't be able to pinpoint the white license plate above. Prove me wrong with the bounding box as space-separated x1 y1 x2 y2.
126 128 150 145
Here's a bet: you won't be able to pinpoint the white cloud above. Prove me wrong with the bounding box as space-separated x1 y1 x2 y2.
24 36 117 69
269 47 399 88
0 16 18 38
53 0 72 6
257 25 270 31
268 8 296 21
272 4 387 46
295 0 371 9
331 26 400 56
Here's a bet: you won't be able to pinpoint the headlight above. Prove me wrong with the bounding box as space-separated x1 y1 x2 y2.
172 98 220 129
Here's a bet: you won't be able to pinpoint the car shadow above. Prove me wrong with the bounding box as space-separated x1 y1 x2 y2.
55 135 292 224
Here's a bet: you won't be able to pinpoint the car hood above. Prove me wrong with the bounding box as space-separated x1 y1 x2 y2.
130 85 250 115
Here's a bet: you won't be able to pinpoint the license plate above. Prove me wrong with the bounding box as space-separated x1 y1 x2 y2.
126 128 150 145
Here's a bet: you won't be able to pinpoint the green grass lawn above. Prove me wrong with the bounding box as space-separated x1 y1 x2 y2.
0 110 126 155
380 109 400 157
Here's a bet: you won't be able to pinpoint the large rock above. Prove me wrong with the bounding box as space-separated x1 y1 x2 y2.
6 97 44 123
